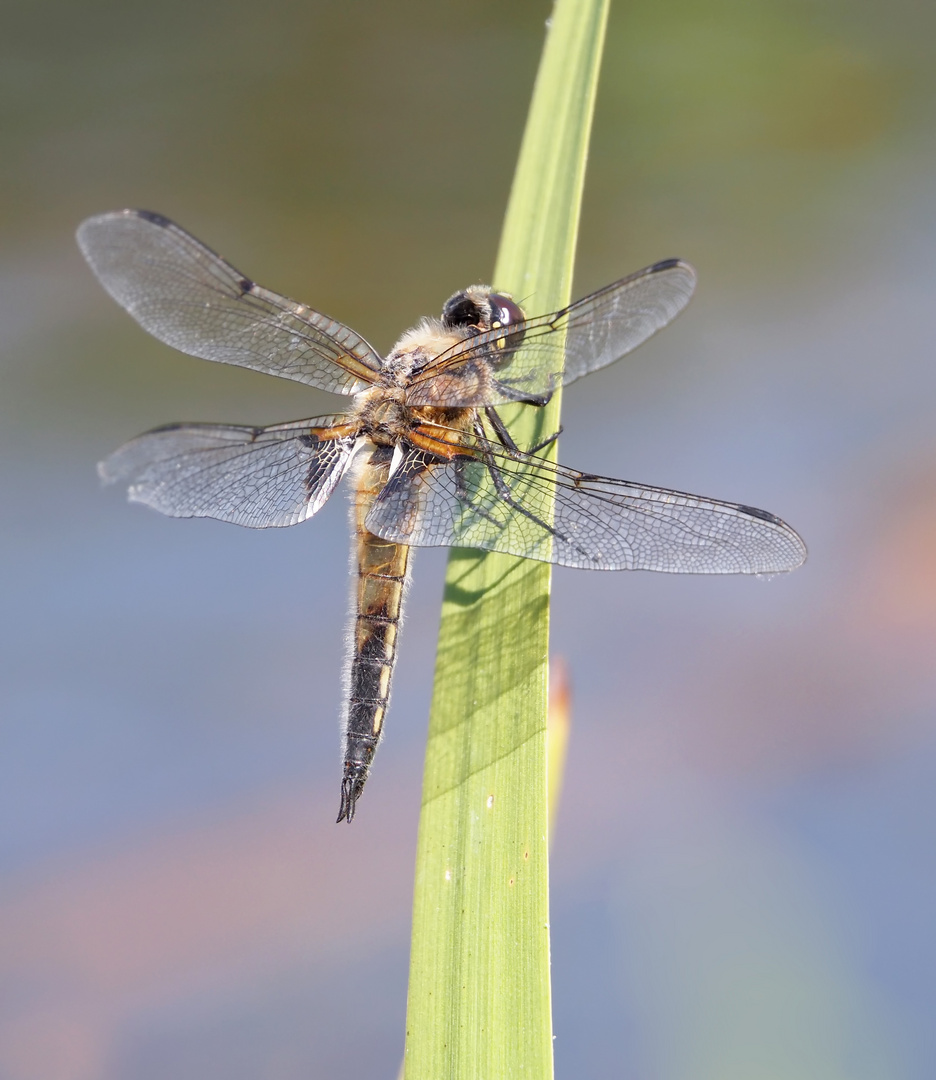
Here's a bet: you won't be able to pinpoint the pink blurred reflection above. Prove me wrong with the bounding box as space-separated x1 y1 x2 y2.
0 776 419 1079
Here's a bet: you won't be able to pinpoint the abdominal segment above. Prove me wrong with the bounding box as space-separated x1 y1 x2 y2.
337 446 411 823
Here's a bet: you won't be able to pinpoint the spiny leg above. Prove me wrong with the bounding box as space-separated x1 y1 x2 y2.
484 406 562 457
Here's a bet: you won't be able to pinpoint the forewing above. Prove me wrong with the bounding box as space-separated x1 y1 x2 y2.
77 210 383 395
99 416 359 528
366 444 806 573
405 259 696 408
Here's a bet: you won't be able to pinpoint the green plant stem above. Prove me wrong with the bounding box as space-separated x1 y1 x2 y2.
404 2 610 1077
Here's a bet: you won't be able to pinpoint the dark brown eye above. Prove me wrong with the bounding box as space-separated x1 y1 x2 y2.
441 292 483 329
487 293 526 357
440 288 526 367
487 293 524 332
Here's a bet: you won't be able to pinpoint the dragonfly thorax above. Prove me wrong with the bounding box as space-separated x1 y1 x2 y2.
353 385 411 445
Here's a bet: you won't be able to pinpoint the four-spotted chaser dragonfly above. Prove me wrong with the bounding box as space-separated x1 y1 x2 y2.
78 210 806 822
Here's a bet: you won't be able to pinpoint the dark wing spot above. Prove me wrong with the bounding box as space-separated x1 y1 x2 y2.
237 276 254 295
135 209 173 227
648 257 683 273
737 503 781 524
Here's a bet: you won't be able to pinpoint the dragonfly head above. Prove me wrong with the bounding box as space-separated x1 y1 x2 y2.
442 285 527 363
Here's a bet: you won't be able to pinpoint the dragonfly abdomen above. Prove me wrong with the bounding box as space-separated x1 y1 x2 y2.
338 448 412 823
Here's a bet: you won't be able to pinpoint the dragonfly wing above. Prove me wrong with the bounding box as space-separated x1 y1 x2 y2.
557 259 696 385
77 210 383 395
366 445 806 574
404 260 696 408
99 416 360 528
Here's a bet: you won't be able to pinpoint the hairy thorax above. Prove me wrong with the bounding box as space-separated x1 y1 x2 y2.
352 383 474 452
352 384 408 445
351 321 482 449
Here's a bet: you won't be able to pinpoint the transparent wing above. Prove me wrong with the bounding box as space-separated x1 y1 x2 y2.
77 210 383 396
366 441 806 574
405 259 696 408
99 415 360 528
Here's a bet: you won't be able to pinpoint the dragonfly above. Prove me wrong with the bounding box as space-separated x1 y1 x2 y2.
78 209 806 822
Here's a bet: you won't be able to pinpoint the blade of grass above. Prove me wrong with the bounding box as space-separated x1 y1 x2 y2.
403 2 610 1077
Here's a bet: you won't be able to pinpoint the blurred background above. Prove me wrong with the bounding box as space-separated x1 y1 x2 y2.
1 0 935 1076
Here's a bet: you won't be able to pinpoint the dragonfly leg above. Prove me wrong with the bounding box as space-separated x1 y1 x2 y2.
483 407 562 457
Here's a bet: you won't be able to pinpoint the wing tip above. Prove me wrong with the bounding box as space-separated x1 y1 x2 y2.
133 209 174 227
76 208 175 252
744 507 808 574
783 536 809 571
737 502 782 524
648 256 697 283
97 456 119 486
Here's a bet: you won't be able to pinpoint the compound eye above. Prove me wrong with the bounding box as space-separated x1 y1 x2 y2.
487 293 524 331
487 293 526 356
442 292 483 329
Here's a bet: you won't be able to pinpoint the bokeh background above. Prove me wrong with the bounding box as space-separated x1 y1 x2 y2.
2 0 935 1076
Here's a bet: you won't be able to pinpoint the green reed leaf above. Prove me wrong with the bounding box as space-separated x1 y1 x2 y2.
403 2 610 1077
